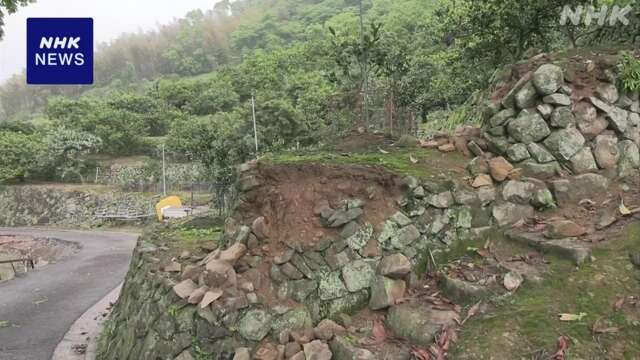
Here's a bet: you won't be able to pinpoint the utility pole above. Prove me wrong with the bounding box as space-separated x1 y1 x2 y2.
162 144 167 196
359 0 369 127
251 92 259 156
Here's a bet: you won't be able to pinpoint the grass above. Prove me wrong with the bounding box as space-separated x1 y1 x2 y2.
264 146 468 180
453 223 640 359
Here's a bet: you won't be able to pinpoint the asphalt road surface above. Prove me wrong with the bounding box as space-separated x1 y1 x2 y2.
0 228 138 360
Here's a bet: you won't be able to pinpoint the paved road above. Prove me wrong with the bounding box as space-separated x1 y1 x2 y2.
0 228 138 360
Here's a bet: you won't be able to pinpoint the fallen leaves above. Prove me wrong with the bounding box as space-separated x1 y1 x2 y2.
460 302 481 325
0 320 9 328
558 312 587 322
592 317 619 335
619 197 640 216
410 154 419 164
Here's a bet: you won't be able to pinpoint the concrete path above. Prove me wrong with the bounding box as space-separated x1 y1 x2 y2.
0 228 138 360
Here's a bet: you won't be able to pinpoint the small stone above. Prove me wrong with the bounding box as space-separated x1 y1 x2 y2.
546 220 588 239
533 64 564 95
303 340 332 360
467 156 489 176
488 157 514 182
596 208 617 230
527 143 555 163
569 147 598 174
281 263 305 280
426 191 454 209
369 276 406 310
233 348 251 360
515 81 538 109
550 107 575 128
341 260 376 292
285 342 302 358
378 254 412 278
438 143 456 152
543 94 571 106
254 343 279 360
596 82 619 104
238 309 273 341
472 174 493 188
492 202 534 227
274 249 295 265
219 243 247 265
594 134 620 169
164 261 181 273
507 111 550 144
318 271 349 301
390 211 412 227
606 107 629 134
252 216 269 240
544 127 585 160
173 279 198 299
502 180 535 204
503 271 524 291
314 319 346 341
576 102 608 139
291 328 315 344
537 103 554 119
328 208 364 228
507 143 531 162
188 286 208 304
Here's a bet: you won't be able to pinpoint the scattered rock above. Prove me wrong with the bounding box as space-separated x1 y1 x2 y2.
507 112 550 144
532 64 564 95
303 340 332 360
238 309 273 341
426 191 454 209
569 147 598 174
507 143 531 162
386 304 459 347
173 279 198 299
488 157 514 182
341 260 376 292
503 271 524 291
328 208 364 228
233 348 251 360
369 276 406 310
378 254 411 278
472 174 493 188
527 143 555 163
594 134 620 169
318 271 349 301
550 107 575 128
218 243 247 265
502 180 535 204
492 202 534 227
543 93 571 106
544 127 585 160
314 319 346 341
252 216 269 240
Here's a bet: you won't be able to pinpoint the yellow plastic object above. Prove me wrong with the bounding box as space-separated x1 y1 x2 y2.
155 196 182 221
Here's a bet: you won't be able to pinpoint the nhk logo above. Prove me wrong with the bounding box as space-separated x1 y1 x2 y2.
27 18 93 85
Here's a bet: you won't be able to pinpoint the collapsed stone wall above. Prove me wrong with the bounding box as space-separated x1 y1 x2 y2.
0 185 154 227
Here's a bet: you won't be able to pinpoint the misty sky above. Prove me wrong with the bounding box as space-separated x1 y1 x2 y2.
0 0 219 82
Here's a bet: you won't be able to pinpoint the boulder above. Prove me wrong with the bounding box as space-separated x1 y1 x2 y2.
543 127 585 160
303 340 332 360
575 102 608 139
596 82 619 104
426 191 454 209
239 309 273 341
569 147 598 174
489 108 516 127
390 225 421 249
507 112 550 144
550 107 575 128
507 143 531 162
318 270 349 301
252 216 269 240
492 202 534 227
502 72 533 109
594 134 620 169
218 243 247 265
515 81 538 109
472 174 493 188
484 133 510 154
173 279 198 299
488 157 514 182
537 103 554 119
546 220 587 239
501 180 536 204
385 304 459 347
341 260 376 292
618 140 640 178
378 254 412 278
551 174 610 206
532 64 564 95
369 276 406 310
606 107 629 134
328 208 364 228
543 94 571 106
314 319 346 341
330 336 375 360
520 160 561 179
345 223 373 251
467 157 489 176
527 143 555 163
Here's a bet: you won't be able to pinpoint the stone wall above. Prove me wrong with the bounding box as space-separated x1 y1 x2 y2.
0 185 154 227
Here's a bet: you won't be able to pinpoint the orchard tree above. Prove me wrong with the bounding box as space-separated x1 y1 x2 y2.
0 0 34 39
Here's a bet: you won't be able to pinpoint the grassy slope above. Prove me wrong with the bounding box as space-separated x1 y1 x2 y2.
454 224 640 359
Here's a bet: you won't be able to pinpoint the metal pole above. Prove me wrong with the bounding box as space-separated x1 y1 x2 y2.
359 0 369 127
162 144 167 196
251 93 259 155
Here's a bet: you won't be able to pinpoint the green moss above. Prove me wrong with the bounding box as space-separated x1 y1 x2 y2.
264 147 468 180
453 224 640 359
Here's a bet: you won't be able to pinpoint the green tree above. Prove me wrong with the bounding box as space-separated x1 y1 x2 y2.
0 0 34 39
43 129 102 183
0 130 45 182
